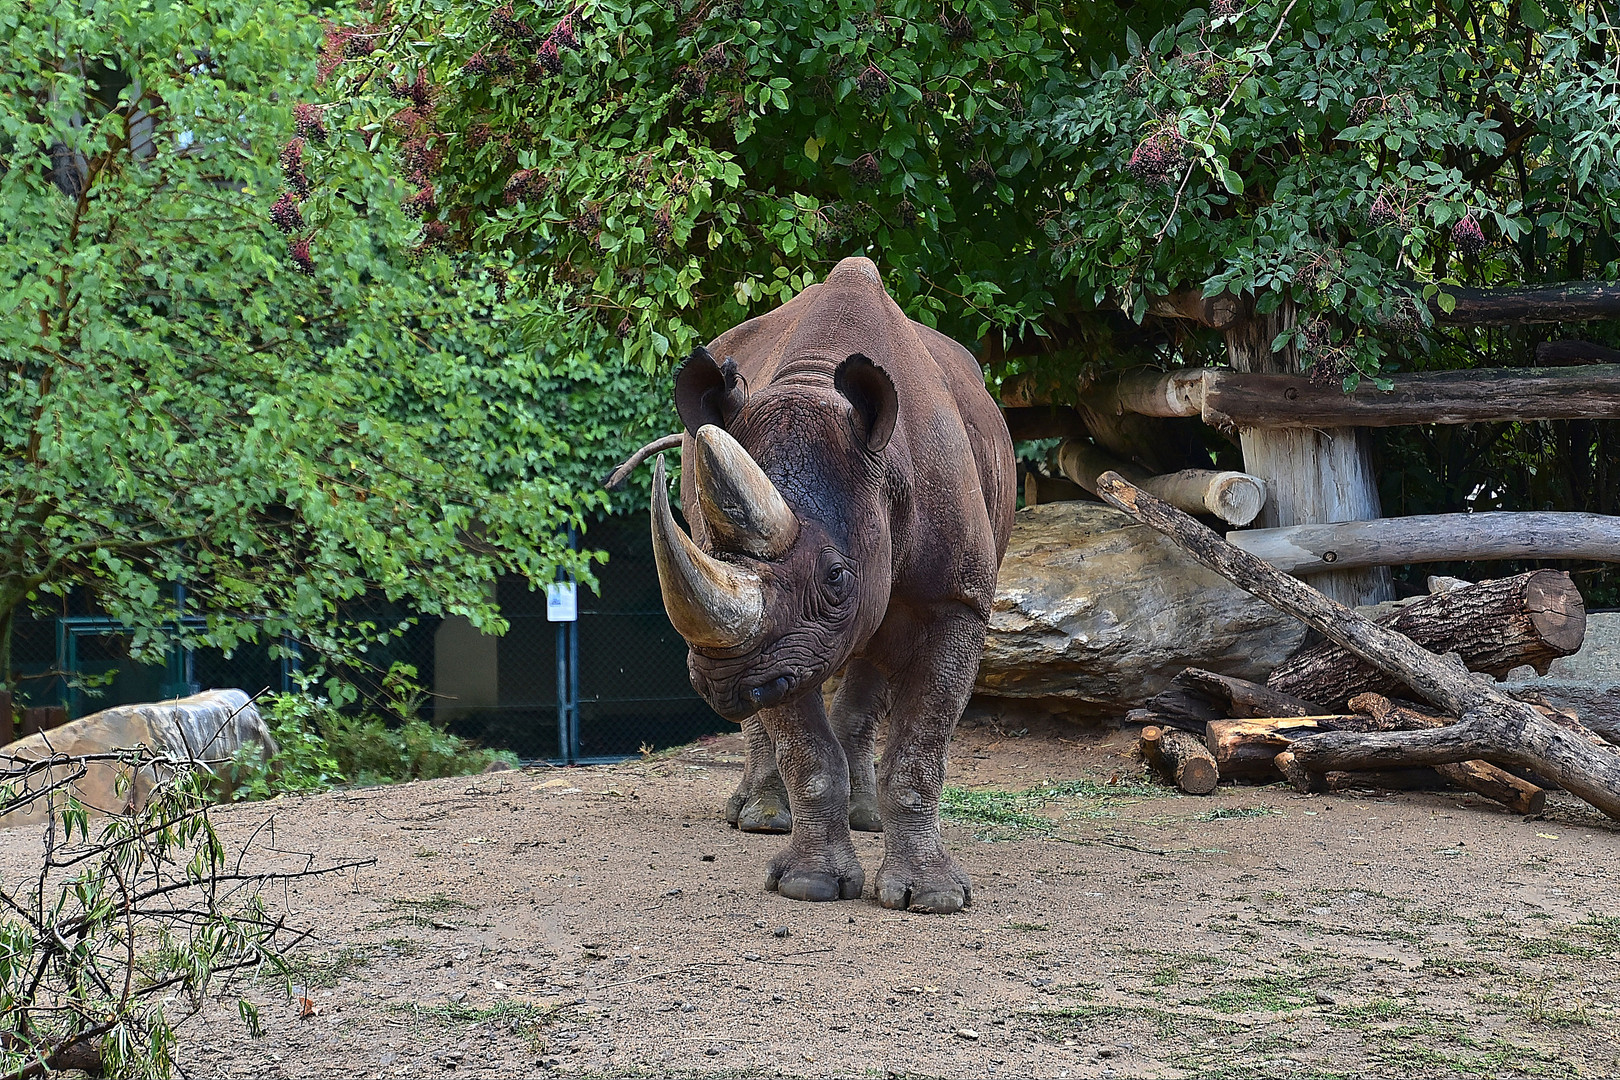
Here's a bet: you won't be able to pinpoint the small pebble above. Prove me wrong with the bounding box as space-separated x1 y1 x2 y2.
955 1028 980 1041
773 926 792 938
1315 991 1337 1005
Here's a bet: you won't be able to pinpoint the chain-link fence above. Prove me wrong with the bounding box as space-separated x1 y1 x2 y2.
5 510 730 763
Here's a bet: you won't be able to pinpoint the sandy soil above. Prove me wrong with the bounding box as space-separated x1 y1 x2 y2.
5 715 1618 1080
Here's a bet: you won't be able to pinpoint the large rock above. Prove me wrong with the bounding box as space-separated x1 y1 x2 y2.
1504 611 1620 743
975 501 1308 717
0 689 275 830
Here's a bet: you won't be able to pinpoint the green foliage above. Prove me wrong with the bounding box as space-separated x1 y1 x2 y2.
0 763 300 1079
0 0 672 693
1049 0 1620 381
228 668 519 798
300 0 1070 367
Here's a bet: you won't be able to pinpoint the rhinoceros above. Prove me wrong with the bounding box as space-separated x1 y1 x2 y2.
641 256 1014 913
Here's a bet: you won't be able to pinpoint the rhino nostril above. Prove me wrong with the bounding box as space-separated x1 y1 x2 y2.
748 676 792 709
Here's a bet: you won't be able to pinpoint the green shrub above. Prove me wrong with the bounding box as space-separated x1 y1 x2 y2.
228 667 518 799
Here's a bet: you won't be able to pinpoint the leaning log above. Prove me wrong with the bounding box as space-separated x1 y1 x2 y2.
1055 440 1265 526
1200 365 1620 430
1094 472 1620 821
1427 282 1620 326
1228 513 1620 575
1140 726 1220 795
1268 570 1587 709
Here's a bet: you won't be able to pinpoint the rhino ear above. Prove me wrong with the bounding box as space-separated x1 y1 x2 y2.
674 347 747 435
834 353 897 454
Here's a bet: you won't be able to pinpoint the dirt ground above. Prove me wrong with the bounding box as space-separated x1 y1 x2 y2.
6 713 1619 1080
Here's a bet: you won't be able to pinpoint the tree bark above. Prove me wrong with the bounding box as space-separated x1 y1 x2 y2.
1140 725 1220 794
1172 668 1327 719
1348 693 1547 814
1221 300 1391 605
1095 471 1620 819
1201 364 1620 430
1207 718 1323 781
1268 570 1586 709
1226 513 1620 574
1055 440 1265 526
1427 282 1620 325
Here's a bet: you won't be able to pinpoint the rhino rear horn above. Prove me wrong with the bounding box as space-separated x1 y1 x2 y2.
692 425 799 559
650 454 766 650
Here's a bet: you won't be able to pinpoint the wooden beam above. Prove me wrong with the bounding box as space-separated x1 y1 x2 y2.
1200 365 1620 431
1227 513 1620 574
1146 290 1244 329
1430 282 1620 326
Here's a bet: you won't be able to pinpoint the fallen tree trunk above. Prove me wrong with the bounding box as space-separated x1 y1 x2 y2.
1345 694 1547 814
1093 472 1620 820
1207 718 1323 781
1140 726 1219 794
1268 570 1587 709
1536 340 1620 365
1227 513 1620 574
1056 440 1265 526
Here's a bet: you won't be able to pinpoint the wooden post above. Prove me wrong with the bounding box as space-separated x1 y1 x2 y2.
1222 300 1393 605
0 690 12 746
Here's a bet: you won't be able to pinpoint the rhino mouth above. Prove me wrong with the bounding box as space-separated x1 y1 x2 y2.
696 670 799 721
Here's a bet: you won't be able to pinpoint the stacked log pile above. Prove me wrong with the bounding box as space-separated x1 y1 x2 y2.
1102 475 1620 817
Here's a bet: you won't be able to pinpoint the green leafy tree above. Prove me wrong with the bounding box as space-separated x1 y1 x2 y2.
0 0 671 694
307 0 1619 600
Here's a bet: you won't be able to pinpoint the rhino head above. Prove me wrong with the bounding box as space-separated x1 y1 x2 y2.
651 346 898 720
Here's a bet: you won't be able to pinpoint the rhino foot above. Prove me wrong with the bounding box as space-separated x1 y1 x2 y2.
875 852 972 914
848 791 883 833
725 784 748 827
765 845 865 902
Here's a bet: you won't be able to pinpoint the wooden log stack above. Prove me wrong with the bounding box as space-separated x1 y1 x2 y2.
1105 475 1619 817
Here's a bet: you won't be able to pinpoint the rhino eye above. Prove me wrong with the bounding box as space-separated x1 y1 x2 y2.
825 565 849 586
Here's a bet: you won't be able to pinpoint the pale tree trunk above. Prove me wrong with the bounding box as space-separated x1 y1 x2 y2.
1222 300 1393 605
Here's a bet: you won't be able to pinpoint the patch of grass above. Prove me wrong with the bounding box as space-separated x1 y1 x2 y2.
941 776 1166 836
1006 921 1049 932
1195 974 1311 1014
386 892 478 915
285 945 374 989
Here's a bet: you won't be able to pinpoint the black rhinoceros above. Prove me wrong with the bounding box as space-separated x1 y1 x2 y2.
647 256 1014 913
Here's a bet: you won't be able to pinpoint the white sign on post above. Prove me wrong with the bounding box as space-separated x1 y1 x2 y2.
546 582 578 622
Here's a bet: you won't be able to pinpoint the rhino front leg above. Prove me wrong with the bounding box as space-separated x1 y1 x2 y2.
873 608 983 914
726 713 792 833
757 693 865 902
829 659 889 833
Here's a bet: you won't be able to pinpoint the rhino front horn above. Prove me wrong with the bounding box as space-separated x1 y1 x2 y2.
650 453 766 650
691 425 799 559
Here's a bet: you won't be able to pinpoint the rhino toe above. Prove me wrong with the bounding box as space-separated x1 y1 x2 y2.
876 854 972 914
848 791 883 832
738 789 792 833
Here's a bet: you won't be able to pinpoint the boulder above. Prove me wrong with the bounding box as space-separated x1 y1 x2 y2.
975 501 1308 717
0 689 275 830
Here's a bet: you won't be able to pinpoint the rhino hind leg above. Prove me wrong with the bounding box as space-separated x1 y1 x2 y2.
727 714 792 833
756 696 864 902
830 659 889 833
872 609 985 914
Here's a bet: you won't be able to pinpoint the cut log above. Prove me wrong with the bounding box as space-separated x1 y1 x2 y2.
1201 365 1620 430
1055 440 1265 526
1140 725 1220 794
1208 718 1323 782
1428 282 1620 325
1093 471 1620 820
1023 470 1088 507
1269 570 1587 709
1227 513 1620 574
1176 669 1325 720
1348 693 1546 814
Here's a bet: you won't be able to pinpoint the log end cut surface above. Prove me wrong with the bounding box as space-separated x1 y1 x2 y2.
1524 571 1588 655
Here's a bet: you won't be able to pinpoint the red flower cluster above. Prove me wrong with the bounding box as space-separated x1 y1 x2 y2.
270 192 305 233
288 235 316 275
849 152 882 187
1451 214 1487 257
1127 129 1184 185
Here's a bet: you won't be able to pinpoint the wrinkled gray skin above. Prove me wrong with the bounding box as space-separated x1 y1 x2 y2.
654 257 1014 913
